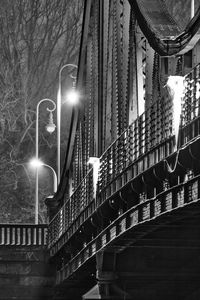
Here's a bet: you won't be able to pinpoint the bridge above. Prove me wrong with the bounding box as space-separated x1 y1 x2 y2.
45 0 200 299
1 0 200 299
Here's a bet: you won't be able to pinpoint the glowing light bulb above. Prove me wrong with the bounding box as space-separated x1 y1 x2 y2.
66 89 79 105
30 158 43 168
45 122 56 134
45 111 56 134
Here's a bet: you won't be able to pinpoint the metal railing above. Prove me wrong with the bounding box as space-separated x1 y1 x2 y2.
48 63 200 251
48 169 94 248
0 224 48 246
98 94 174 192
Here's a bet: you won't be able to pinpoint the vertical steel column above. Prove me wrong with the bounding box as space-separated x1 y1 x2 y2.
98 0 104 156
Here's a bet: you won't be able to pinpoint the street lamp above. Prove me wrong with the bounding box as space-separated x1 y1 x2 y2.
57 63 78 184
65 73 79 105
30 158 57 193
45 108 56 133
30 158 58 223
35 98 56 224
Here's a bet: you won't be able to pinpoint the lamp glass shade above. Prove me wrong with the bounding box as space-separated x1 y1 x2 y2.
45 122 56 133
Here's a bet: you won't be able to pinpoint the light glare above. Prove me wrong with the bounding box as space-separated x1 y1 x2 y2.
66 89 79 105
30 158 43 168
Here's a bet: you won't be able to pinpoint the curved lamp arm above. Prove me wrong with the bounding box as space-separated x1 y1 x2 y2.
42 163 58 193
36 98 56 159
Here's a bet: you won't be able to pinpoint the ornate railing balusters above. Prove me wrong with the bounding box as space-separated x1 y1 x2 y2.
48 169 94 248
98 91 174 192
0 224 47 246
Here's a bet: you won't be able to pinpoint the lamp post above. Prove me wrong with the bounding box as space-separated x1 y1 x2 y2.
35 99 56 224
57 64 78 184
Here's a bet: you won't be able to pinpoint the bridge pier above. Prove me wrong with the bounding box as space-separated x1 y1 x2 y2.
82 251 130 299
96 251 118 299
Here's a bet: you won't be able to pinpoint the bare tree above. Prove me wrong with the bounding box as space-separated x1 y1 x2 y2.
0 0 83 223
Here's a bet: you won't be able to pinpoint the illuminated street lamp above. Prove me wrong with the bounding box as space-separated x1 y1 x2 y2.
35 98 56 224
30 158 57 223
65 73 79 105
65 88 79 105
45 108 56 133
57 63 78 184
30 158 57 192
